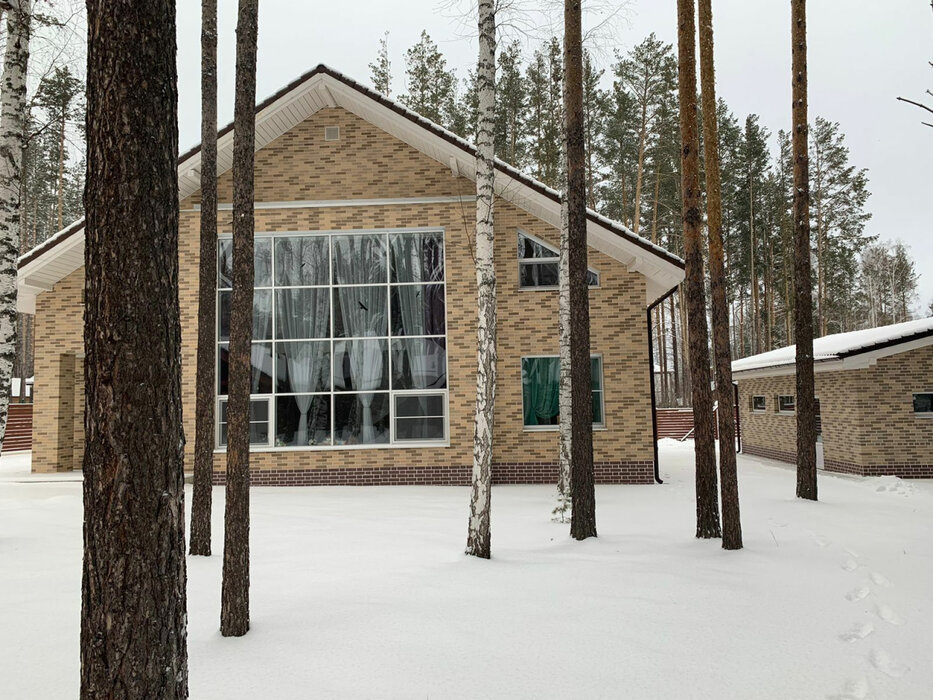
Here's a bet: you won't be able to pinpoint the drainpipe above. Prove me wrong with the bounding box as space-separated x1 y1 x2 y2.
648 288 677 484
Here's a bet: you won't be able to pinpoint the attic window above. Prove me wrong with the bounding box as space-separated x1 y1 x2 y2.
517 231 598 289
324 126 340 141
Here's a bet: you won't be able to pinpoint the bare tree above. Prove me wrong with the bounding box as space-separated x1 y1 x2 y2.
0 0 31 454
565 0 597 540
81 0 188 695
676 0 721 539
221 0 258 636
698 0 741 550
792 0 817 501
189 0 217 557
466 0 497 560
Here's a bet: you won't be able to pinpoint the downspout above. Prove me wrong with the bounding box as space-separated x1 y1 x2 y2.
648 288 677 484
733 381 742 453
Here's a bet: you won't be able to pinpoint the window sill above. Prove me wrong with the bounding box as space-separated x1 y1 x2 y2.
522 426 608 433
214 440 450 454
751 410 766 414
913 412 933 418
777 411 796 416
517 285 600 292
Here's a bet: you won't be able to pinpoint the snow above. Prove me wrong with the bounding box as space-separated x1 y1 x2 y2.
3 445 933 699
732 316 933 373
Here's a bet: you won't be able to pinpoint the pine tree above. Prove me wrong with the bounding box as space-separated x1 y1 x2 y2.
565 0 597 541
792 0 818 501
369 31 391 96
34 66 81 230
465 0 497 560
0 0 31 455
677 0 721 539
699 0 742 550
221 0 258 638
81 0 188 694
189 0 218 558
495 40 526 168
400 30 457 128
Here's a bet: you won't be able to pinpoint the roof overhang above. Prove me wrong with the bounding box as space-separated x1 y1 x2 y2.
17 64 684 312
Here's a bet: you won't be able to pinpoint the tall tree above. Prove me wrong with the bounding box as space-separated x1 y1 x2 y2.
699 0 741 550
81 0 188 695
400 31 457 127
0 0 31 454
495 40 526 168
466 0 496 560
677 0 721 539
221 0 259 637
565 0 597 540
792 0 817 501
34 66 81 230
369 31 391 96
189 0 218 557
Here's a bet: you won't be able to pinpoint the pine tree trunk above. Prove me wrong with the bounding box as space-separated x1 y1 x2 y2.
632 88 649 234
221 0 258 636
466 0 496 559
565 0 596 540
189 0 218 558
749 176 757 355
670 294 679 405
677 0 721 539
792 0 818 501
81 1 188 695
699 0 741 550
56 111 65 229
0 0 30 455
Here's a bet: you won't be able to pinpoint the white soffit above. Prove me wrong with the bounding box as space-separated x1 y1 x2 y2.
18 65 684 311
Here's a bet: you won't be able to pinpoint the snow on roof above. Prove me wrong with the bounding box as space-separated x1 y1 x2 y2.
731 317 933 374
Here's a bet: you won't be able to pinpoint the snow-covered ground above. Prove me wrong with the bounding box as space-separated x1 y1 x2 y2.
2 442 932 699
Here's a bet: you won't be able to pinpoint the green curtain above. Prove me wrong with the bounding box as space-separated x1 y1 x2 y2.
522 358 560 426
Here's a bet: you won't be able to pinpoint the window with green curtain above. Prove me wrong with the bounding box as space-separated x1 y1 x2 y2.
521 356 604 428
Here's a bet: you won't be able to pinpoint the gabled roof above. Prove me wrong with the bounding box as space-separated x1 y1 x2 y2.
731 317 933 377
17 64 684 313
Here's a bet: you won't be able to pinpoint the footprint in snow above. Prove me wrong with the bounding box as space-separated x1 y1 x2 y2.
845 586 870 602
811 534 830 548
827 677 870 700
874 604 905 626
869 649 909 678
843 547 861 559
842 559 860 572
839 622 874 643
869 572 891 587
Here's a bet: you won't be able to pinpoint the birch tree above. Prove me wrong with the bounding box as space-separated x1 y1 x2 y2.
466 0 497 560
698 0 741 550
676 0 721 539
0 0 31 454
81 0 188 694
221 0 258 636
565 0 597 540
189 0 217 557
792 0 818 501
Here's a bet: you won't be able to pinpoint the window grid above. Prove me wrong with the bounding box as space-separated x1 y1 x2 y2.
520 354 606 431
216 229 449 450
517 229 599 289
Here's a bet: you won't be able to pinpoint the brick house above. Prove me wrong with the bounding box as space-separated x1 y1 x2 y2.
733 317 933 478
16 65 685 485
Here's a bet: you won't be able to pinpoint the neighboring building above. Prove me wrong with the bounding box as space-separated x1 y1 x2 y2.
16 65 684 485
732 317 933 478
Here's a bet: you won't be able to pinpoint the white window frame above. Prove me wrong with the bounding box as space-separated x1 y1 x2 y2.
913 391 933 416
520 353 606 432
214 227 450 453
751 395 766 413
777 394 796 415
516 229 599 290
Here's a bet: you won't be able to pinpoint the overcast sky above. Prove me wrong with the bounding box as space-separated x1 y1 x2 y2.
176 1 933 310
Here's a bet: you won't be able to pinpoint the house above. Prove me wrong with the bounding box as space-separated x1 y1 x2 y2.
16 65 685 486
732 317 933 478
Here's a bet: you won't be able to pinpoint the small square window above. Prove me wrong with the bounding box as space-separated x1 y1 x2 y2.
517 231 598 289
324 126 340 141
751 395 766 412
778 395 796 414
913 393 933 414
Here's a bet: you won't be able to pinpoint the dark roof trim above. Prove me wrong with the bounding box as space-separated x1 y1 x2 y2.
836 327 933 360
21 64 685 274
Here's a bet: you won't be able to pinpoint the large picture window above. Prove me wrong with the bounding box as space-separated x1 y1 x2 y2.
518 231 598 289
216 229 448 449
521 355 604 429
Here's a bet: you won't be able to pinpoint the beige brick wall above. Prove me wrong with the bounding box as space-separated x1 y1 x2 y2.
33 106 656 478
737 343 933 477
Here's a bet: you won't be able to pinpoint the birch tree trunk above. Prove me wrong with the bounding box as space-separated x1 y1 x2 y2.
189 0 218 557
466 0 496 560
565 0 597 541
221 0 259 635
81 0 189 694
0 0 31 454
792 0 818 501
677 0 721 539
556 118 572 521
699 0 742 550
